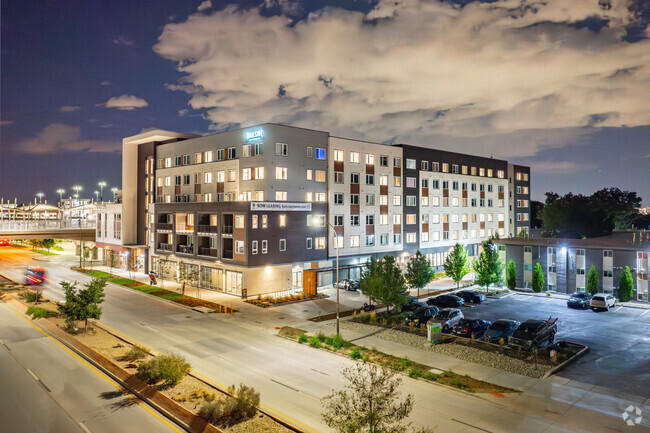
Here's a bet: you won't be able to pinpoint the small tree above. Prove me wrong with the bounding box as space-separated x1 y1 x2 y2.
506 260 517 290
405 250 434 298
473 239 504 290
360 258 383 306
532 263 545 293
377 256 409 313
58 278 106 331
41 238 56 252
586 265 599 295
443 244 471 289
322 363 414 433
618 266 634 301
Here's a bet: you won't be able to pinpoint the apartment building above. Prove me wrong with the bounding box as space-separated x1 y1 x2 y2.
507 164 531 237
122 123 531 296
496 233 650 301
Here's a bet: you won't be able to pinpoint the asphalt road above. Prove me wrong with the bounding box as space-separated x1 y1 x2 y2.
1 246 646 433
0 296 181 433
460 293 650 398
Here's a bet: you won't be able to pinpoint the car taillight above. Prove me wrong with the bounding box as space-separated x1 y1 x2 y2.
463 328 468 333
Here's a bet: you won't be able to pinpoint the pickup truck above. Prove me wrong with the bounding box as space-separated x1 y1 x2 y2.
509 317 558 350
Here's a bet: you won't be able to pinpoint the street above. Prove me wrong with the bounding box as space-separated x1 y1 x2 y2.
460 294 650 398
1 246 648 433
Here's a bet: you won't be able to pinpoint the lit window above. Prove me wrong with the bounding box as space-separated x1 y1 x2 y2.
316 193 326 202
262 215 268 228
422 197 430 208
406 233 417 243
315 171 326 182
334 150 344 161
406 159 416 169
306 192 313 202
350 236 360 247
279 214 286 227
380 175 388 186
350 152 360 163
242 168 251 181
393 195 401 206
306 169 313 180
366 154 375 165
217 171 225 182
315 237 326 249
393 177 401 187
276 191 287 201
204 173 212 184
252 215 258 229
254 167 264 179
315 148 326 160
235 240 245 254
228 170 236 182
406 214 416 224
276 167 288 180
235 215 245 228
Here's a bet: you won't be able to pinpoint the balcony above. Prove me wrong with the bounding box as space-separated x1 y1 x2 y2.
197 225 219 235
156 223 173 231
198 247 218 257
222 225 233 236
177 245 194 255
158 243 172 252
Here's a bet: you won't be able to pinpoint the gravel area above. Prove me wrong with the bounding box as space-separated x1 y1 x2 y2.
337 321 551 378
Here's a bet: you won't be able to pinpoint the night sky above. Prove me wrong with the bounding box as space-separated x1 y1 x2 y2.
1 0 649 205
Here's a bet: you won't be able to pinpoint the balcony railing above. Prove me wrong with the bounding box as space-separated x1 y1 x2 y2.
222 225 233 235
177 245 194 255
222 250 233 259
197 225 219 234
198 247 218 257
156 223 173 231
158 243 172 252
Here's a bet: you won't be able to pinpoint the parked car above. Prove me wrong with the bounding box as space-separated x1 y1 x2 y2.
0 238 12 246
401 296 426 312
335 279 359 291
25 267 47 285
426 294 465 309
590 293 616 311
484 319 521 345
404 306 439 325
509 317 558 349
429 308 464 333
452 318 491 339
455 290 486 304
567 292 592 309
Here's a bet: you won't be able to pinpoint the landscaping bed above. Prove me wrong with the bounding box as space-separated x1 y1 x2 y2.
72 268 235 313
246 292 325 308
278 326 516 394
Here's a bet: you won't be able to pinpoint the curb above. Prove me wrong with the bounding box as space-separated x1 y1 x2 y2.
541 345 590 379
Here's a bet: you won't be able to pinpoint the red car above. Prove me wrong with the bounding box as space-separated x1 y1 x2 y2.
0 238 12 246
25 267 48 285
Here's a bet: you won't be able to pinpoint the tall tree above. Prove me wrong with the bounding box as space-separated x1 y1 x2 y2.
443 244 471 289
532 263 545 293
360 257 383 305
405 250 434 298
322 363 425 433
377 256 409 313
592 188 642 231
41 238 56 252
586 265 600 295
58 278 106 331
618 266 634 302
530 201 544 229
473 239 504 289
506 260 517 290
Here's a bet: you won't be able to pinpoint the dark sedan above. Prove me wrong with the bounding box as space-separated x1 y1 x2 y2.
452 318 491 339
404 306 439 325
401 296 427 312
484 319 520 345
567 292 592 309
455 290 486 304
426 294 465 309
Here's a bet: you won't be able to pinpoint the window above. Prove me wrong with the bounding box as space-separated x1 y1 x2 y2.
334 193 343 205
498 170 505 179
316 193 326 202
431 214 440 224
488 199 493 207
366 235 375 246
576 249 585 256
228 170 236 182
350 194 359 205
406 233 417 243
393 214 402 225
380 234 388 245
366 194 375 205
279 239 286 251
276 167 288 180
380 195 388 205
262 215 268 228
350 173 360 184
175 175 181 186
442 163 449 173
442 181 449 189
380 175 388 186
315 237 326 249
334 150 344 161
462 165 468 175
406 159 416 169
350 152 360 163
235 240 245 254
393 177 401 187
334 171 344 183
406 177 416 188
487 184 493 193
254 142 264 156
432 180 439 189
334 215 343 226
315 170 326 182
252 240 258 254
279 214 287 227
276 142 288 156
406 196 416 206
452 164 459 174
242 168 251 180
252 215 258 229
442 197 449 206
366 214 374 225
421 214 429 223
204 172 212 184
393 157 401 167
306 238 313 249
350 215 359 226
227 147 236 159
242 144 251 157
315 148 326 160
216 149 224 161
306 192 313 202
175 155 182 166
366 153 375 165
380 155 388 167
306 169 313 181
350 236 360 247
452 198 459 206
406 214 416 224
276 191 287 201
487 169 493 177
452 181 459 190
254 167 265 179
421 196 429 206
393 195 401 206
217 171 225 182
393 234 401 244
379 214 388 225
443 231 449 240
432 197 440 206
603 250 613 257
432 162 440 172
421 179 429 188
421 160 429 171
432 231 440 241
366 174 374 185
306 146 313 158
262 240 268 254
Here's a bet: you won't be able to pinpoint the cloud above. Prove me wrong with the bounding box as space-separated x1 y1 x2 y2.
0 120 14 126
13 123 120 154
154 0 650 157
113 36 135 46
100 80 111 86
59 105 81 113
197 1 212 12
528 160 599 174
102 94 149 110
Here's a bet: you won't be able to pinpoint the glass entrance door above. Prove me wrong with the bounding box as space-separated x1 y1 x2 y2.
225 270 242 295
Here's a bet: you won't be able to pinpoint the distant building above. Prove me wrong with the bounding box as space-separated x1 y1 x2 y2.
639 206 650 216
496 232 650 301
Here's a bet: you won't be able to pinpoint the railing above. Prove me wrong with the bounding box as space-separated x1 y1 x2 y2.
222 225 233 235
158 243 172 252
197 225 219 234
177 245 194 255
0 220 95 231
198 247 218 257
222 249 233 259
156 223 173 231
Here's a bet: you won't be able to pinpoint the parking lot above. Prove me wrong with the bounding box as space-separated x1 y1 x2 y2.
458 293 650 398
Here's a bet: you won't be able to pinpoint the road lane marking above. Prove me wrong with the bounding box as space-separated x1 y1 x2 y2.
271 379 300 392
78 422 93 433
452 418 492 432
139 322 159 333
311 368 329 376
640 310 649 316
612 306 623 313
27 368 51 392
0 300 182 433
249 346 264 352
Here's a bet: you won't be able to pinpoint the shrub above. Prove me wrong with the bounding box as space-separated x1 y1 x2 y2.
200 384 259 427
26 306 57 319
331 334 344 350
309 336 322 348
369 311 377 324
408 368 423 379
137 352 190 386
349 347 362 359
391 357 413 371
298 333 308 344
120 346 148 362
317 331 327 342
24 291 42 303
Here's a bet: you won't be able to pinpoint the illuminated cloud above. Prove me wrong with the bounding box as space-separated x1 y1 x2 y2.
113 36 135 46
154 0 650 158
99 80 111 86
59 105 81 112
0 120 14 126
197 1 212 12
103 94 149 110
14 123 120 154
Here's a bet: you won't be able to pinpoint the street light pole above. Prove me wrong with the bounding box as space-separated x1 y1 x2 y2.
111 187 118 202
36 192 44 203
327 222 340 336
98 181 106 203
56 189 65 206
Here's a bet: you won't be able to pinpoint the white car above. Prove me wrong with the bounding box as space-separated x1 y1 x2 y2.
590 293 616 311
429 308 464 333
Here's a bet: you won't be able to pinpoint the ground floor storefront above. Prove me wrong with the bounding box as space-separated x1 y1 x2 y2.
97 243 148 274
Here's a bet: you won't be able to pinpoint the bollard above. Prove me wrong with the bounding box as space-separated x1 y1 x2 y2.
230 304 233 315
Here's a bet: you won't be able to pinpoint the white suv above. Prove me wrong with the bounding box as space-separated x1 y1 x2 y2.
430 308 464 333
590 293 616 311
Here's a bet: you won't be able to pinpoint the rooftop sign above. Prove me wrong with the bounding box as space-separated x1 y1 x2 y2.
245 128 264 142
250 202 312 212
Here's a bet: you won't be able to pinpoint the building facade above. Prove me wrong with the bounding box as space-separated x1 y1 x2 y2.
122 123 531 297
